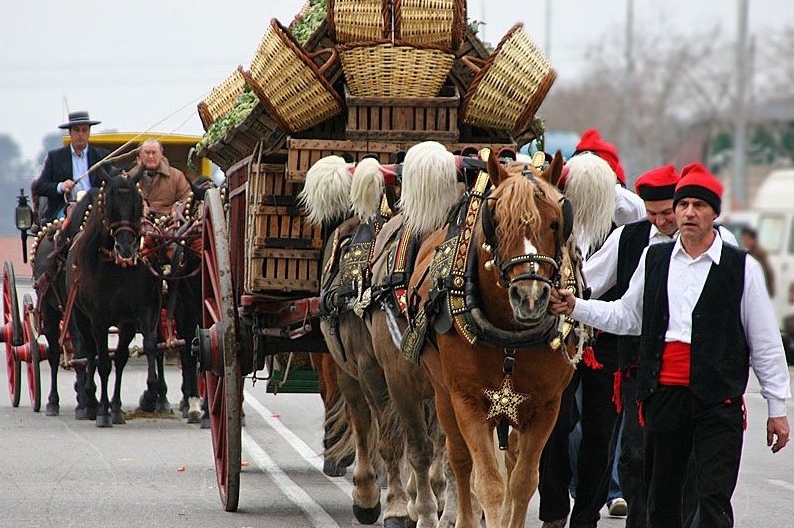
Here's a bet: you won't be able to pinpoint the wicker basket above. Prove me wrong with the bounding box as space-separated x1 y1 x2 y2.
339 40 455 98
327 0 390 43
197 67 247 131
247 19 343 134
393 0 465 50
459 23 556 134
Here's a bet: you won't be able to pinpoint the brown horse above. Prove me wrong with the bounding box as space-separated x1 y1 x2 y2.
405 150 590 527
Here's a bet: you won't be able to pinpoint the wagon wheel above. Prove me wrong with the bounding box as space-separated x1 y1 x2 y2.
200 188 242 512
2 261 23 407
22 293 42 412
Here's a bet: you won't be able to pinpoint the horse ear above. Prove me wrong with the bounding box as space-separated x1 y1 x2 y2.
542 151 565 187
486 149 508 186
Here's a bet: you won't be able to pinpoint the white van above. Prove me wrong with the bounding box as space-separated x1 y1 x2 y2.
753 168 794 363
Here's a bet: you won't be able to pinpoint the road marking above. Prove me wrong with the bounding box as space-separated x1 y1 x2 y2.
767 479 794 492
244 390 354 498
242 429 340 527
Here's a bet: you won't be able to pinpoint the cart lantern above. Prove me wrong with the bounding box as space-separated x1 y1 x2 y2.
15 188 33 263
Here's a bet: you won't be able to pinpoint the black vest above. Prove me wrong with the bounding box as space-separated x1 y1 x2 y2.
636 242 750 404
596 221 653 365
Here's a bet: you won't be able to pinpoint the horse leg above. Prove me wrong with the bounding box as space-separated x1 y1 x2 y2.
110 325 134 425
92 327 113 428
138 324 160 413
336 369 382 524
424 351 478 528
311 352 354 476
42 303 61 416
72 312 97 421
155 346 171 414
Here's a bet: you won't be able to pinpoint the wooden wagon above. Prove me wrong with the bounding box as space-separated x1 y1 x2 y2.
191 0 552 512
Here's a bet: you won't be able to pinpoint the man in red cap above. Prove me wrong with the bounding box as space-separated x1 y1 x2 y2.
550 162 791 528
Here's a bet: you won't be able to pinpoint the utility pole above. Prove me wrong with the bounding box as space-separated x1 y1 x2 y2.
733 0 749 209
621 0 635 186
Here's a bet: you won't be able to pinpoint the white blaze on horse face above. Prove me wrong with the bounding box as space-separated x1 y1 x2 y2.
520 236 547 314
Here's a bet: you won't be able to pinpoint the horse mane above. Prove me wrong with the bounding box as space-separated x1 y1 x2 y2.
350 158 385 222
562 152 616 256
399 141 459 236
483 163 564 254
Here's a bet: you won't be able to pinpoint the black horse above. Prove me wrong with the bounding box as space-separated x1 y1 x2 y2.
31 190 97 418
65 174 163 427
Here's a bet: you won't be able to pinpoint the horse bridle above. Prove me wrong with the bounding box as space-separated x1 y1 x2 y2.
480 168 568 290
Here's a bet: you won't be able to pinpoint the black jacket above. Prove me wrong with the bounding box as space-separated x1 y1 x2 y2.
34 144 111 222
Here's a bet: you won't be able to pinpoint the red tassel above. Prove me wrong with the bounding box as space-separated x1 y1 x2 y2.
582 346 603 370
638 400 646 428
612 369 623 414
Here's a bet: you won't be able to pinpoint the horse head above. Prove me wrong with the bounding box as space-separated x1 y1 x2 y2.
99 173 144 266
478 150 569 325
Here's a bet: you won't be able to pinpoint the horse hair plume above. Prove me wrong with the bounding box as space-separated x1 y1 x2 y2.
298 155 353 226
399 141 459 236
350 157 385 222
562 152 616 257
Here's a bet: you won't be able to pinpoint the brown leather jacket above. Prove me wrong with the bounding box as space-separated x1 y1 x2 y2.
128 157 192 215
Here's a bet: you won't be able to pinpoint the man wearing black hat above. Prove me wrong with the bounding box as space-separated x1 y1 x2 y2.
550 163 791 528
34 111 111 223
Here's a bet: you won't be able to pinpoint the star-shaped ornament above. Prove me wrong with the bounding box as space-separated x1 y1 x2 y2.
482 375 530 426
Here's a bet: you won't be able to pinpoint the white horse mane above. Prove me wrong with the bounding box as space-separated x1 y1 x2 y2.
563 152 617 257
399 141 459 236
298 155 353 226
350 158 385 222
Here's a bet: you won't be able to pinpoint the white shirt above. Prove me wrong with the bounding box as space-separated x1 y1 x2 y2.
572 232 791 417
585 223 740 300
614 185 646 226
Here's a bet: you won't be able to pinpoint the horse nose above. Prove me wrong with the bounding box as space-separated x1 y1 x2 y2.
509 282 551 314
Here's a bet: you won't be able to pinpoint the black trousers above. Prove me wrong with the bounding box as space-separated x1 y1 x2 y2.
539 337 621 527
643 387 744 528
618 371 647 528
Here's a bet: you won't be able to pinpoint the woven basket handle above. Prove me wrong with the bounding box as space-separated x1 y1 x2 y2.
461 56 486 73
306 48 338 76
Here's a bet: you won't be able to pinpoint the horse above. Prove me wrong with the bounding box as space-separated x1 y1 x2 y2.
403 150 591 527
30 189 97 418
300 143 461 528
65 174 163 427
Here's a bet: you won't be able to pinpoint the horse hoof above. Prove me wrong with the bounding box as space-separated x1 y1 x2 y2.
139 392 156 413
155 399 172 414
323 459 347 477
353 503 381 525
200 417 210 430
45 403 60 416
111 410 126 425
96 414 113 428
186 397 202 424
179 399 189 418
384 517 411 528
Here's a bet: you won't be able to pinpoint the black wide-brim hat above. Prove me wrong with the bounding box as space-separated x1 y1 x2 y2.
59 111 101 129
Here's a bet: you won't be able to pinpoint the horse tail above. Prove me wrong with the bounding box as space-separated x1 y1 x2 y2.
350 158 385 222
399 141 459 236
298 155 353 226
562 152 617 256
323 390 356 467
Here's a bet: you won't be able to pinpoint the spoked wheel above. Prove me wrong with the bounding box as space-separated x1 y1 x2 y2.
22 293 43 412
198 188 241 512
2 261 23 407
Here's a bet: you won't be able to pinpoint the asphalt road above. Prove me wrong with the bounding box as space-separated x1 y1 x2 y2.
2 275 793 527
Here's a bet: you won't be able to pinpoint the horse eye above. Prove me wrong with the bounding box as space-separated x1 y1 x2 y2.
550 220 559 232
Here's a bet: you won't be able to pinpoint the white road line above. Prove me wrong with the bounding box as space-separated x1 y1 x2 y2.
244 390 354 498
241 429 339 527
767 479 794 492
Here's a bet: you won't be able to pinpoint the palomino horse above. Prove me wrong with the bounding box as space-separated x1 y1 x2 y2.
65 174 163 427
404 150 589 527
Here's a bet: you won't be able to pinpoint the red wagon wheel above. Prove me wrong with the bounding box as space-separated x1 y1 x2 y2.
199 188 242 512
2 261 23 407
22 293 43 412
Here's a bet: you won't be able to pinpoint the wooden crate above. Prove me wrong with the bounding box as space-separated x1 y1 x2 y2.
345 85 460 142
245 162 323 294
286 138 404 183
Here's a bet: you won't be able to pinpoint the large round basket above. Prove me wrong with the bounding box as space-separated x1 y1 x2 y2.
197 67 247 131
393 0 466 50
247 19 343 134
339 40 455 98
327 0 390 43
459 23 556 135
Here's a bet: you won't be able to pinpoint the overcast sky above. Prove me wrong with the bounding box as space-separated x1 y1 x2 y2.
1 0 791 163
